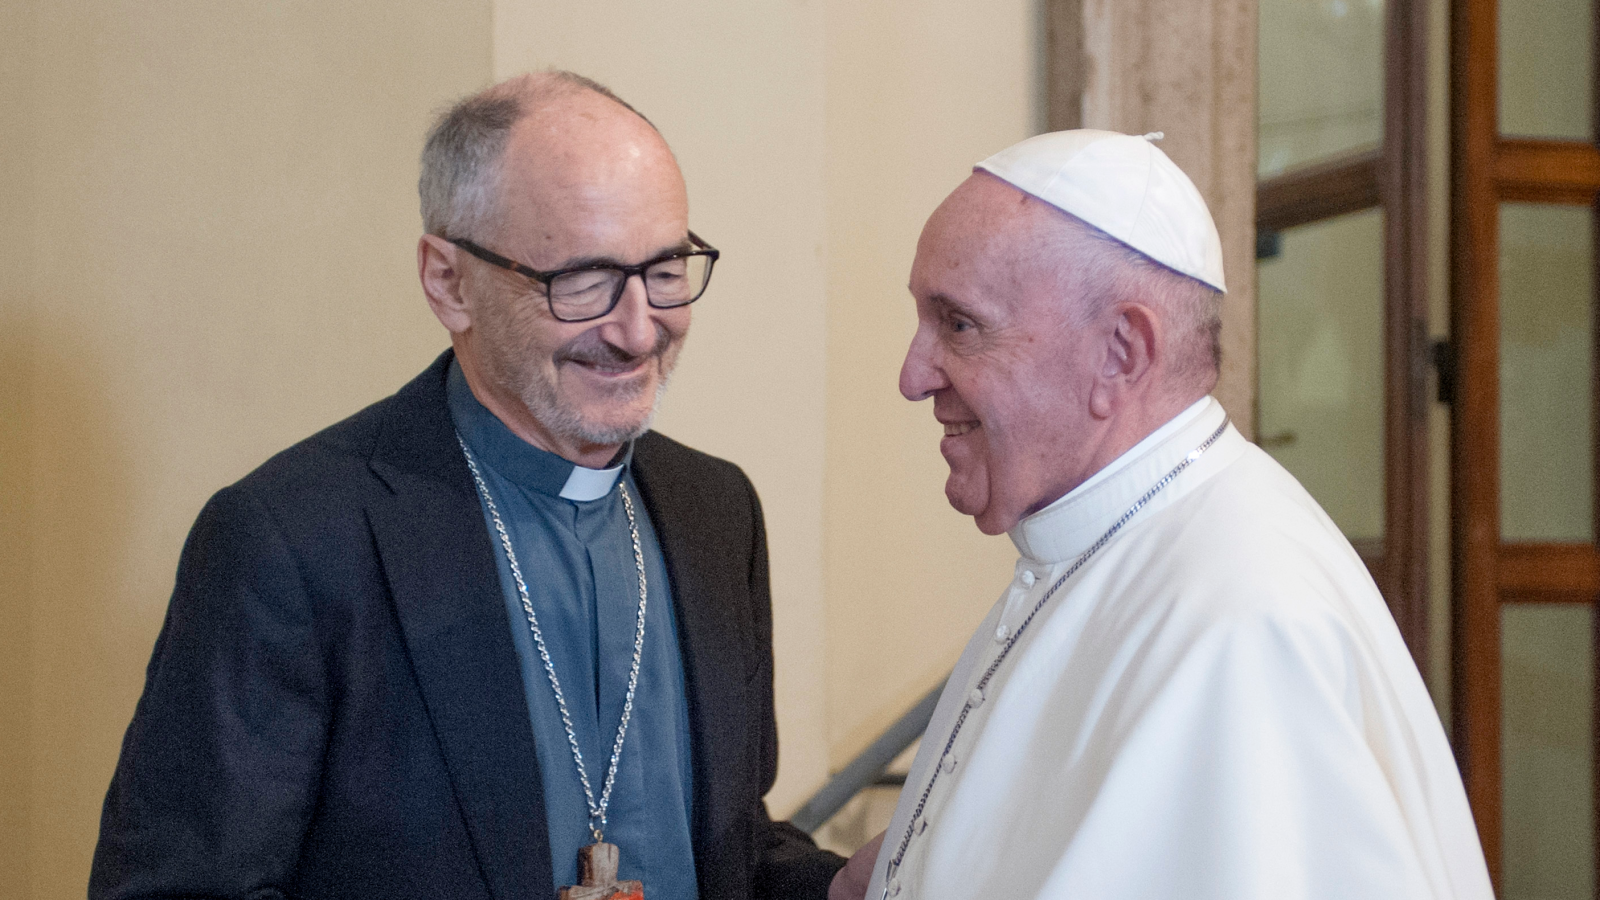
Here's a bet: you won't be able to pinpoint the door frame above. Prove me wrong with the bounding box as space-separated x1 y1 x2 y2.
1450 0 1600 886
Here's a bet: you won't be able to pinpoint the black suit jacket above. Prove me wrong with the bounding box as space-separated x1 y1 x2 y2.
91 352 844 900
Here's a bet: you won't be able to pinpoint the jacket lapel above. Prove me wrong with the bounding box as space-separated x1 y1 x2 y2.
365 354 552 900
631 436 753 896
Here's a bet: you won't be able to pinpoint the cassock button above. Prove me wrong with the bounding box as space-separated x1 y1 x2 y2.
941 753 958 773
994 623 1010 642
889 877 903 896
968 686 985 708
1020 569 1036 587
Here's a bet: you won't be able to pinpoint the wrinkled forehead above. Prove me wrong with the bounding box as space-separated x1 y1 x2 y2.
914 174 1090 292
927 174 1033 241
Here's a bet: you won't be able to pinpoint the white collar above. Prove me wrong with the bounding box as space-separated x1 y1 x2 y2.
558 463 626 502
1008 397 1225 563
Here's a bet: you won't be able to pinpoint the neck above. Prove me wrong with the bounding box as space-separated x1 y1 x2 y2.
1098 392 1204 471
452 342 623 469
1032 391 1209 518
1007 394 1226 563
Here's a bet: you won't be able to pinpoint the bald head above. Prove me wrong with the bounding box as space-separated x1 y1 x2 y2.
418 71 666 240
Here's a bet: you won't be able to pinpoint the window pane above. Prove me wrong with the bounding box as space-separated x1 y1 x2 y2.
1499 203 1594 542
1502 603 1594 900
1258 0 1385 178
1257 208 1386 541
1499 0 1594 140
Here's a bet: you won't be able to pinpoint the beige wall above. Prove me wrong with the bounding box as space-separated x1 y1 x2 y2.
2 8 41 899
821 0 1040 770
4 1 490 895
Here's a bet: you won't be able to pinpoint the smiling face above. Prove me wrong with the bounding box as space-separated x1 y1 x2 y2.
444 89 692 465
899 174 1119 535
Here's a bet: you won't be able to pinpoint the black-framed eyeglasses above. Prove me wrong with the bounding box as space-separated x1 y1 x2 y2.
449 232 719 323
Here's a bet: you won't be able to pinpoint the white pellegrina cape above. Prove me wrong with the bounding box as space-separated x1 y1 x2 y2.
867 398 1492 900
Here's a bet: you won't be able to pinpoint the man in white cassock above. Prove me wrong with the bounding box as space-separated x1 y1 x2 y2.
828 131 1493 900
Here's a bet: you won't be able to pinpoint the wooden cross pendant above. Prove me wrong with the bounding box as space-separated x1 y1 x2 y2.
558 842 644 900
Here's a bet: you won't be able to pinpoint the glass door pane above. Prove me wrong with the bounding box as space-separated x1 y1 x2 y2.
1498 203 1595 542
1498 0 1595 140
1258 0 1386 177
1257 208 1387 541
1502 603 1595 900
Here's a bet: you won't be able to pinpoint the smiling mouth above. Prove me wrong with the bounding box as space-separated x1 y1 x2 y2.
943 421 979 437
562 350 658 379
572 357 649 377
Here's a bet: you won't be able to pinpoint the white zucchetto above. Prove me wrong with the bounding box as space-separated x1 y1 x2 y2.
975 130 1227 292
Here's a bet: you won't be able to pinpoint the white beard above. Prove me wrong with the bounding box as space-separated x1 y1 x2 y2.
517 364 672 447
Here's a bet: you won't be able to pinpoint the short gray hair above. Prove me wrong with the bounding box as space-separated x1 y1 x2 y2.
417 71 648 239
1060 215 1223 385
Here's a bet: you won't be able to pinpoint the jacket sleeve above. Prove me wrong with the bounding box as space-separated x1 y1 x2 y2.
741 475 849 899
90 485 329 900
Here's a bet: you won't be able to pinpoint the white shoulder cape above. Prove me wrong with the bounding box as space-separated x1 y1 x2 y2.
866 398 1491 900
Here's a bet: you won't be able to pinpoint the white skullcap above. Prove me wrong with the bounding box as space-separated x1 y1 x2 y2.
975 129 1227 292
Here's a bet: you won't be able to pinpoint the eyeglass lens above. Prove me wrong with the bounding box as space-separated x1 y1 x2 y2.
548 254 713 321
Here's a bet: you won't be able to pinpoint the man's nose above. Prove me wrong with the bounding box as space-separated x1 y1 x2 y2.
600 274 658 355
899 327 947 401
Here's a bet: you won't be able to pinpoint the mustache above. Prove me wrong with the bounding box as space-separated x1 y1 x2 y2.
555 324 676 368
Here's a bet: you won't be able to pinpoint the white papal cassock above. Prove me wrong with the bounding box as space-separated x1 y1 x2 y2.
866 397 1492 900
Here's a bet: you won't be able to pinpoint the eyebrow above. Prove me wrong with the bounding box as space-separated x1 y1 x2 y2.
926 292 978 319
556 238 696 272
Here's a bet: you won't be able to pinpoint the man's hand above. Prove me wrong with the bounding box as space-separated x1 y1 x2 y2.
828 830 885 900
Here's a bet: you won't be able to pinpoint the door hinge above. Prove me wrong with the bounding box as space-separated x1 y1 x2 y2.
1431 339 1456 406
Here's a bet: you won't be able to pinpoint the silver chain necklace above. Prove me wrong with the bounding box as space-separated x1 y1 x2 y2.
880 418 1229 899
457 436 649 844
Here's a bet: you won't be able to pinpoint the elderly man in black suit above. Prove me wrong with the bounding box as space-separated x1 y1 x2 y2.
91 71 846 900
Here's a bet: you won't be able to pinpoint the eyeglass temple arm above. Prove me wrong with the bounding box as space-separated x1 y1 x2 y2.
687 231 717 255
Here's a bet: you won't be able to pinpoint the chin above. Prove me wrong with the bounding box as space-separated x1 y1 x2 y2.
572 414 652 446
944 474 987 521
971 511 1015 536
531 374 668 449
574 399 661 446
946 475 1020 535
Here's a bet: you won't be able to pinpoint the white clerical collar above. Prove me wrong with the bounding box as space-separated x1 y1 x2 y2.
559 462 625 501
1008 396 1225 563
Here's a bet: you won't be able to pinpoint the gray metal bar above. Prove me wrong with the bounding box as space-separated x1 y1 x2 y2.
789 678 947 834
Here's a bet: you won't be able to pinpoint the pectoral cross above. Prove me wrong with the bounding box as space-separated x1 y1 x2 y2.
559 842 644 900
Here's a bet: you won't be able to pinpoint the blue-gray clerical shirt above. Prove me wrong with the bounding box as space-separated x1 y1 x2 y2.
447 361 698 899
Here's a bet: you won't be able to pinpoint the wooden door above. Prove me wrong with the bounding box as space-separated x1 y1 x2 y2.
1255 0 1433 669
1452 0 1600 892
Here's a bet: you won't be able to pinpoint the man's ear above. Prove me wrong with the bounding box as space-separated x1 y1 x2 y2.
419 234 472 334
1089 302 1161 418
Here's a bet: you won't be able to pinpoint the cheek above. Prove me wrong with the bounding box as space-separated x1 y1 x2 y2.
657 307 692 344
969 376 1056 477
963 369 1031 438
501 305 570 364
